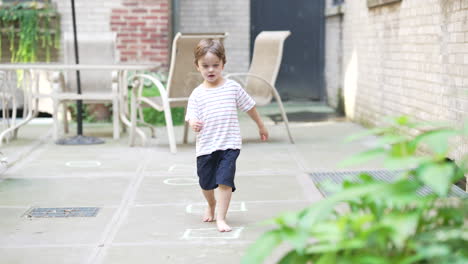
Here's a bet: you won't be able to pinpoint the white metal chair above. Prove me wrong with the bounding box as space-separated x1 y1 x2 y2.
52 33 121 140
129 32 229 153
0 70 19 143
225 31 294 143
0 70 36 145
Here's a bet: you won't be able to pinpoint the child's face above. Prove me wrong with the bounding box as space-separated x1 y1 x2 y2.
196 52 225 87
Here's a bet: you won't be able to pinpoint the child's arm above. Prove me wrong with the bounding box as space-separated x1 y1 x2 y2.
188 119 203 132
247 106 268 141
185 91 202 132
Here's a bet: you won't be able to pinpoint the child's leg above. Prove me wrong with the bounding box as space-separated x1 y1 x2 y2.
215 184 233 232
202 189 216 222
197 152 220 222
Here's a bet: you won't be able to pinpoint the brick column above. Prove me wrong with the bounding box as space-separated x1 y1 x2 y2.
110 0 170 66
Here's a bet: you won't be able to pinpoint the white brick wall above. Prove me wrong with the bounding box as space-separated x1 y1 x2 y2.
51 0 250 69
53 0 170 64
178 0 250 73
338 0 468 161
54 0 121 62
55 0 120 38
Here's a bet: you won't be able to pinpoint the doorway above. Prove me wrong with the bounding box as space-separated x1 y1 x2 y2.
251 0 325 101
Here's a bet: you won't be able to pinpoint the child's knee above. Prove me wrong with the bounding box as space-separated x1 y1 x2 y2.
218 184 232 190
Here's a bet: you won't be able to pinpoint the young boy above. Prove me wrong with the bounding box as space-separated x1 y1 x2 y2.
185 39 268 232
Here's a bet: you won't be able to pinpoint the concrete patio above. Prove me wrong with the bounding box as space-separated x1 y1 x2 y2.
0 102 383 264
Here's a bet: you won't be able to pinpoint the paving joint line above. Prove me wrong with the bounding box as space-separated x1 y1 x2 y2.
0 127 52 180
85 148 151 264
0 243 96 249
133 199 309 208
287 145 325 203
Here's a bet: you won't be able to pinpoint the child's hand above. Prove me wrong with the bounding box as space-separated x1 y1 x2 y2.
259 126 269 141
189 119 203 132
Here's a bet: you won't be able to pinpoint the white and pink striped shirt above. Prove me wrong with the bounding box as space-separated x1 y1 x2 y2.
185 79 256 157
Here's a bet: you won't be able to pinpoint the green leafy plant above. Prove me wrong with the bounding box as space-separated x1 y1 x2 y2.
242 116 468 264
0 1 60 62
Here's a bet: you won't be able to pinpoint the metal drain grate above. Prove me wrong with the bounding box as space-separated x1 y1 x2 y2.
25 207 100 218
310 170 467 198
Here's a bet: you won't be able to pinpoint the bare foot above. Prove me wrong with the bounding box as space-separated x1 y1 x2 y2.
216 220 232 232
203 204 215 222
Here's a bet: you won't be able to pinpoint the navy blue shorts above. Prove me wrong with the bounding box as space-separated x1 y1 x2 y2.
196 149 240 192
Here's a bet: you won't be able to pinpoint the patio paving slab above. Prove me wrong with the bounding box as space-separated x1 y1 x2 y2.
134 174 306 205
0 207 115 246
0 248 90 264
0 107 387 264
112 202 309 244
0 178 130 207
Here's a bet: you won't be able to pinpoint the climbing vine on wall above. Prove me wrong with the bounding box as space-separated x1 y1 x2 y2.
0 1 60 62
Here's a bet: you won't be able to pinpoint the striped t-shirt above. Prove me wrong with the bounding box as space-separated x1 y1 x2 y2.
185 79 256 157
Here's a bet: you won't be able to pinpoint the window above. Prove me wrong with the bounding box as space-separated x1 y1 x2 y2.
333 0 344 5
368 0 402 8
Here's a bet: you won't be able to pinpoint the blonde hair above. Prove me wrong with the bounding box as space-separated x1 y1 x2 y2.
194 38 226 66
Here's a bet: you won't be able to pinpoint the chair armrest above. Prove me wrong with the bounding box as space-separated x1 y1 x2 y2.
111 70 119 94
224 72 273 89
130 73 167 98
50 71 66 94
225 72 278 106
130 73 170 111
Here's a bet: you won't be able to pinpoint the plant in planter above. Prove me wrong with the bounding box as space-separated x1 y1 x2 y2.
0 0 60 62
242 116 467 264
67 103 112 123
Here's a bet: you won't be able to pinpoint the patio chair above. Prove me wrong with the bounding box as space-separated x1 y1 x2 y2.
0 70 19 143
129 32 229 153
51 32 121 140
0 69 46 146
0 70 31 144
225 31 294 143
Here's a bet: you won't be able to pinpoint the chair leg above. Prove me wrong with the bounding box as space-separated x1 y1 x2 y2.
11 95 17 139
0 97 11 144
52 100 62 141
16 95 29 139
129 96 137 146
149 126 156 138
1 98 6 131
271 87 294 144
183 107 189 144
138 106 155 138
63 102 69 134
113 98 120 140
121 97 128 134
119 99 126 134
183 121 189 144
163 108 177 153
129 97 147 146
121 121 127 134
4 101 10 143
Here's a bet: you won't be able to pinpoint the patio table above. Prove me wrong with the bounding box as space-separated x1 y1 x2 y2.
0 63 160 145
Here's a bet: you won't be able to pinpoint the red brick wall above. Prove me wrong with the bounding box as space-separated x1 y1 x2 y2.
110 0 170 66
